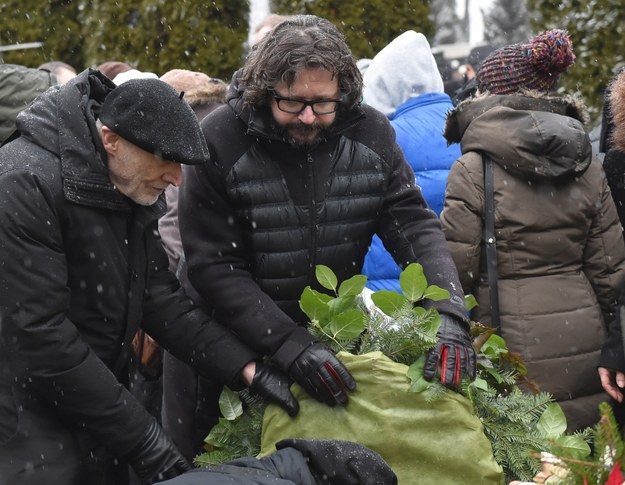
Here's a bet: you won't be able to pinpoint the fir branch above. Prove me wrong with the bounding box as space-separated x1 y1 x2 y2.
194 449 236 467
358 304 437 365
197 390 266 464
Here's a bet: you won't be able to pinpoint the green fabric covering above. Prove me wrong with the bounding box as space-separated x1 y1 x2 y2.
260 351 504 485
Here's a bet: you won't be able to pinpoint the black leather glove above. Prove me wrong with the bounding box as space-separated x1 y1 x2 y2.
289 342 356 406
276 438 397 485
125 419 191 485
250 361 299 417
423 314 476 388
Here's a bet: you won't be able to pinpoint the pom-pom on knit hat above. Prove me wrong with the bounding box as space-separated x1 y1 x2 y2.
476 29 575 95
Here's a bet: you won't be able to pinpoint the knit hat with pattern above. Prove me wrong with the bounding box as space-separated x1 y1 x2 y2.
476 29 575 95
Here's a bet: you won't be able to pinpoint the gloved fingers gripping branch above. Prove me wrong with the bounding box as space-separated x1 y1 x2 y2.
250 361 300 417
125 419 191 485
423 314 476 388
289 342 356 406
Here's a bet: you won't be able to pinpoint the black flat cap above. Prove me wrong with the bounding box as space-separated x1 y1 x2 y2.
99 78 209 164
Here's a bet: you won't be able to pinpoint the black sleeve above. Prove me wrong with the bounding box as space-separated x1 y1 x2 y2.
600 288 625 372
141 226 259 389
155 448 316 484
603 149 625 232
0 169 154 457
178 157 315 370
365 116 467 321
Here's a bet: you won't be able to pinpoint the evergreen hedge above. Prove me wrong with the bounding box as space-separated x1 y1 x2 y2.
3 1 619 123
1 0 433 85
1 0 249 83
271 0 434 60
528 0 625 125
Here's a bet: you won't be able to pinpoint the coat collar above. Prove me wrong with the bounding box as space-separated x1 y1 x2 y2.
444 91 588 144
444 92 592 180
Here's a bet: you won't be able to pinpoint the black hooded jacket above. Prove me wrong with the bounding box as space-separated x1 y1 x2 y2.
179 73 467 370
0 70 256 457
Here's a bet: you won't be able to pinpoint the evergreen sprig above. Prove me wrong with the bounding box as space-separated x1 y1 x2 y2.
194 389 265 466
358 302 438 365
472 387 554 482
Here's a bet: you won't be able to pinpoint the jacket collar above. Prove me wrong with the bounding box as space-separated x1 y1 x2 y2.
444 92 592 180
390 92 452 120
444 91 588 144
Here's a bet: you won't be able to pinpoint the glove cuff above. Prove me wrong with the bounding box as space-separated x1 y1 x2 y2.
434 294 470 326
124 418 160 461
440 313 471 334
599 335 625 373
271 328 317 371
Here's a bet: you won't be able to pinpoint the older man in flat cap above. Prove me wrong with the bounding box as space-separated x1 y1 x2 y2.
0 70 298 485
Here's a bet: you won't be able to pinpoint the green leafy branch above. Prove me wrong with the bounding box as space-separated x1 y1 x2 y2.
301 263 448 371
536 402 624 485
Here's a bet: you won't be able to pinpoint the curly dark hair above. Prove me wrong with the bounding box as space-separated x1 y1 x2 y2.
239 15 363 110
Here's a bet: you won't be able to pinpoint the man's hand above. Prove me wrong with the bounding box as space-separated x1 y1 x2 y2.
423 314 476 388
598 367 625 402
249 361 300 417
289 342 356 406
125 419 190 485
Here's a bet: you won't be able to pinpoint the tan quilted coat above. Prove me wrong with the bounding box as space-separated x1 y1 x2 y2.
441 93 625 431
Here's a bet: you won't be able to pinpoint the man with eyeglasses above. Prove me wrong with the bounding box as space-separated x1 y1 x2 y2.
179 15 476 412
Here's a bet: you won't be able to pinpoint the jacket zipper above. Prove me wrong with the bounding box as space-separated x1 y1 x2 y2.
307 152 318 283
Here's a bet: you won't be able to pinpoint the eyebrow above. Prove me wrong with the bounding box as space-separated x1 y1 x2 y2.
273 89 341 100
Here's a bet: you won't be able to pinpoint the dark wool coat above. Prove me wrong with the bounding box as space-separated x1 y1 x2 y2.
179 75 468 371
441 93 625 431
0 70 256 463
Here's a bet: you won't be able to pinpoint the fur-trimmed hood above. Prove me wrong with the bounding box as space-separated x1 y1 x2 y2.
184 79 227 108
444 90 589 143
444 91 592 180
609 70 625 152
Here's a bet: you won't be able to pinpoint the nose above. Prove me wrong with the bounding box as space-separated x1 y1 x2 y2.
162 162 183 187
298 105 317 124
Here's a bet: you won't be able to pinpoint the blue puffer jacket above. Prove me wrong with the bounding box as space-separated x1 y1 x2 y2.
360 31 461 292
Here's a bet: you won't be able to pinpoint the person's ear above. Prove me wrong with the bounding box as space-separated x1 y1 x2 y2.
100 125 120 156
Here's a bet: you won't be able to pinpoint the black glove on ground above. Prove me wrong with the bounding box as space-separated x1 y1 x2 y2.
276 438 397 485
125 419 191 485
289 342 356 406
423 314 476 388
250 361 300 417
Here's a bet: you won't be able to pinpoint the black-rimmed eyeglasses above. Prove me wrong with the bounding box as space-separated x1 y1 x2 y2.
270 90 343 115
